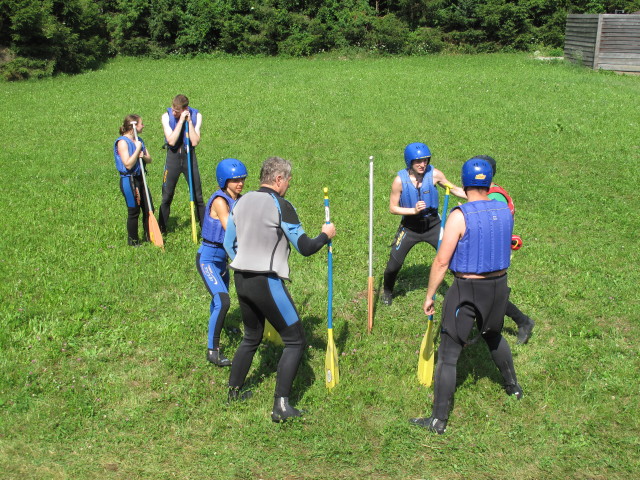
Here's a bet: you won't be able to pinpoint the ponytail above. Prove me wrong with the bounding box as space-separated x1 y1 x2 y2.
119 114 141 135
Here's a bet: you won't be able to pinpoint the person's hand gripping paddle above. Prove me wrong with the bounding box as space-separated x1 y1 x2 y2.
324 187 339 389
132 121 164 249
417 186 450 386
185 120 198 244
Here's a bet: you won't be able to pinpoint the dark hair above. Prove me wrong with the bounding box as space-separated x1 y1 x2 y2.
119 114 141 135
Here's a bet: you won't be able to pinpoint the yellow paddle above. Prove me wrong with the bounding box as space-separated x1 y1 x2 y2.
417 186 450 386
324 187 339 389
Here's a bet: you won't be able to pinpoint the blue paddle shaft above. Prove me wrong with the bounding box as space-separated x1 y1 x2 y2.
185 121 195 202
324 195 333 329
428 189 451 320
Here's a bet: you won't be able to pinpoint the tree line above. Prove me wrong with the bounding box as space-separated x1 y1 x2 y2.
1 0 639 80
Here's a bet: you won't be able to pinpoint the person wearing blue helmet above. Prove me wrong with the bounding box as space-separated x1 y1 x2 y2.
410 157 522 434
196 158 248 366
381 142 466 305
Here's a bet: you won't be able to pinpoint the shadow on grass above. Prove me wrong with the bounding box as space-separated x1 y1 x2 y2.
231 309 327 404
390 264 450 300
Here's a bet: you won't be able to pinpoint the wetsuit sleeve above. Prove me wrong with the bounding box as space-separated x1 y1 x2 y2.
279 197 329 257
223 211 237 260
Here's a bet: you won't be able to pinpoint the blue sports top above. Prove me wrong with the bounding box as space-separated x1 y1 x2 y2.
449 200 513 274
398 166 439 217
166 106 199 150
201 189 236 245
114 135 144 177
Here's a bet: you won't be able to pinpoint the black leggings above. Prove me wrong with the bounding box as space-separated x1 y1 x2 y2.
229 271 307 397
432 275 518 420
158 147 205 233
119 175 153 245
383 222 440 292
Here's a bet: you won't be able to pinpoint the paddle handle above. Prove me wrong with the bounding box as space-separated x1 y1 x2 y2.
324 187 333 330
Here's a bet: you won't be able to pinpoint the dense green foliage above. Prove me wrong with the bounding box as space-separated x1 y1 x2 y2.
2 0 640 79
1 54 639 479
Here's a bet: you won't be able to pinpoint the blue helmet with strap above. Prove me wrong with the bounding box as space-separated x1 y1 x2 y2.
461 157 493 188
216 158 248 189
404 142 431 169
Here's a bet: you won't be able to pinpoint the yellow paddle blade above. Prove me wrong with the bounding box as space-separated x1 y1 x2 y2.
325 328 339 389
190 201 198 244
262 320 284 346
417 320 435 387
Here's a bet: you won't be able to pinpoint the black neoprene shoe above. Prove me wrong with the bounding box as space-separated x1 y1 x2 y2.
271 397 303 422
207 348 232 367
516 317 535 344
380 291 393 306
227 387 252 403
409 416 447 434
505 383 523 399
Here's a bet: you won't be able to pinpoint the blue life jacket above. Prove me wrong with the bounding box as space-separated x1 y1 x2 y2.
166 106 199 149
449 200 513 274
202 189 236 244
114 136 143 177
398 167 438 217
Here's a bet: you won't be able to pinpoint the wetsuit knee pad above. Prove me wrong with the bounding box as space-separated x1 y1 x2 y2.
217 292 231 315
437 333 464 365
278 322 306 349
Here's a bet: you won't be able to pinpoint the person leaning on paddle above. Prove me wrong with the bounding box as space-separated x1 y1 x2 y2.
113 114 153 246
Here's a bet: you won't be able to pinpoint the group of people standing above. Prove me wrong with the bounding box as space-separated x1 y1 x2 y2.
114 96 335 423
113 96 533 430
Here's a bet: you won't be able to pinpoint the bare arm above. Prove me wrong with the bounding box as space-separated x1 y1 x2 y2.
211 196 230 230
433 168 467 199
189 112 202 147
423 208 466 315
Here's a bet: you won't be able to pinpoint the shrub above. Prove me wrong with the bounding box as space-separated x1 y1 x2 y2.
0 57 55 81
404 27 446 55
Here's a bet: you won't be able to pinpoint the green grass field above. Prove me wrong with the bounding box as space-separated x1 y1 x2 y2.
1 53 639 479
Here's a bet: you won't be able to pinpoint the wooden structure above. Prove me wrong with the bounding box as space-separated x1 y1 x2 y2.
564 14 640 72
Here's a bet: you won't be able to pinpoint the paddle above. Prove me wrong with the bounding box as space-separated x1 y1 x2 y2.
417 186 450 386
324 187 339 389
131 121 164 249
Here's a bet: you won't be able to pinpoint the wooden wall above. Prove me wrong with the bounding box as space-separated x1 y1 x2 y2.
564 14 640 72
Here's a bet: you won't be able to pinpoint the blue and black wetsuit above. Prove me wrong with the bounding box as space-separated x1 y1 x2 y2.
224 186 329 397
196 190 237 351
158 107 205 234
114 135 153 245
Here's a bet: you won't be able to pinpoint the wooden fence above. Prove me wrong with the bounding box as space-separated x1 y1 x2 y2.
564 14 640 72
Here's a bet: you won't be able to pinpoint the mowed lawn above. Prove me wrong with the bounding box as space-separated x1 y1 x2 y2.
0 53 639 479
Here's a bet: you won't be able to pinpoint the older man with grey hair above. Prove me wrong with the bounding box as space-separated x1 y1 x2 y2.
224 156 336 422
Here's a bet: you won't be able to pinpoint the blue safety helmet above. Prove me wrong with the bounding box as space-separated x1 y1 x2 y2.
473 155 496 176
216 158 248 189
404 142 431 169
461 157 493 188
